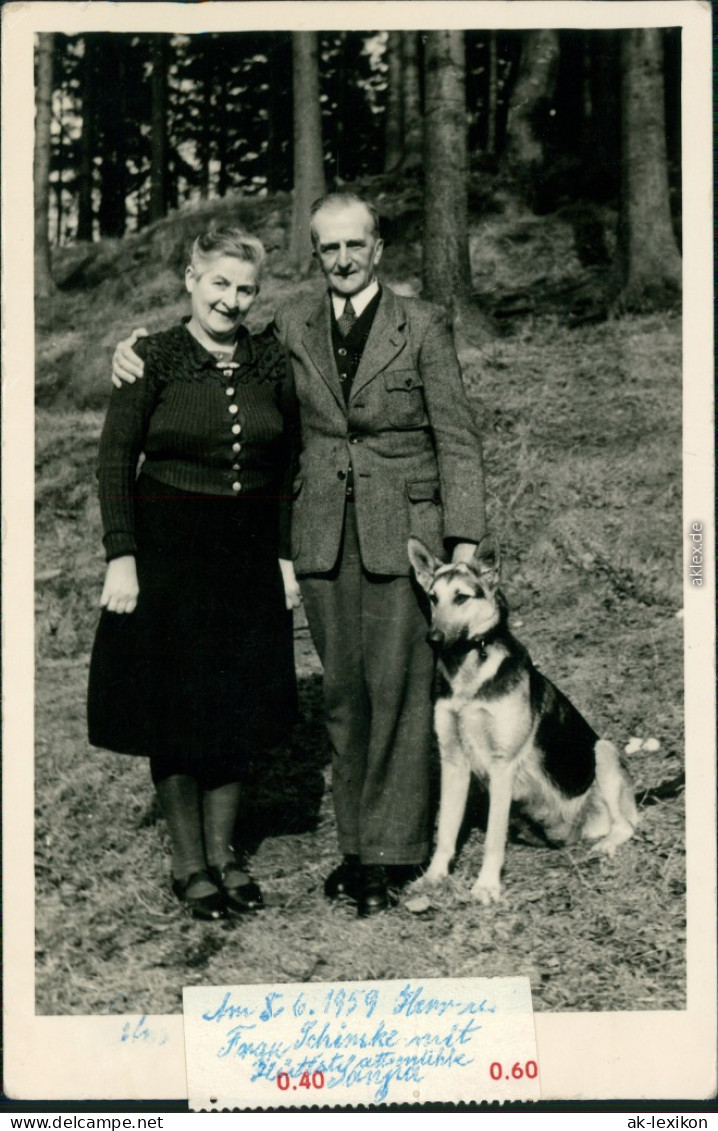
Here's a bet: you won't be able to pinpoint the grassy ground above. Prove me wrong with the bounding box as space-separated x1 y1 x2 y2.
34 194 684 1015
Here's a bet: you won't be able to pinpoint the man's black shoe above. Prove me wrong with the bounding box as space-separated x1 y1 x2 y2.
324 855 362 902
386 863 426 889
357 864 394 918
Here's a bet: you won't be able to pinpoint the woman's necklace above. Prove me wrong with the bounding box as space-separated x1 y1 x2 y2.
209 349 241 378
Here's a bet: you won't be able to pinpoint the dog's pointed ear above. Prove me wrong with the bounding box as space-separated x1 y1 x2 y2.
408 537 441 592
472 534 501 587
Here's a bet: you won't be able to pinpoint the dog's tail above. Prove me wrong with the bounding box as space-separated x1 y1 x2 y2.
634 772 685 808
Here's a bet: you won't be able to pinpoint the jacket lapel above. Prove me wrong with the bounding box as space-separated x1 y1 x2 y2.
350 287 407 401
301 295 345 411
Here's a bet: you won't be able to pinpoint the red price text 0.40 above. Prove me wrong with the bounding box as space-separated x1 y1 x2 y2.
276 1071 325 1091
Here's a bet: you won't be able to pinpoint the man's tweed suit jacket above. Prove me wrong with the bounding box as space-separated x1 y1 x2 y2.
275 285 486 576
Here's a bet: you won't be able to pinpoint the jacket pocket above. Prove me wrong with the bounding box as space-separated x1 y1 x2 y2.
406 479 443 554
384 369 425 427
406 479 441 504
289 479 303 559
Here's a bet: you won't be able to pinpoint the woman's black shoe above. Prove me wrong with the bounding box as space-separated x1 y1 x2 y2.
211 860 264 915
171 870 226 921
324 855 362 902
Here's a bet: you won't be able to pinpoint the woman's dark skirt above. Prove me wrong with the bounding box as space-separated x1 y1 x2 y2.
88 474 297 789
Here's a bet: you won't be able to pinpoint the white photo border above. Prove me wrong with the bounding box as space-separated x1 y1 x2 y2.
2 0 715 1103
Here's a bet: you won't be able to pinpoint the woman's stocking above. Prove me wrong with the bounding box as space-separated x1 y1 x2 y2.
203 782 246 879
155 774 213 892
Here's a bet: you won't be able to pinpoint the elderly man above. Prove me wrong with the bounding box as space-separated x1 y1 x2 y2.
110 192 486 917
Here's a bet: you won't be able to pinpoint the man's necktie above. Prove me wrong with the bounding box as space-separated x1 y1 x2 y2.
337 298 357 337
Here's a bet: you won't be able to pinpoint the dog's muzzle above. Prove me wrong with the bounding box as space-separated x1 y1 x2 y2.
427 628 445 646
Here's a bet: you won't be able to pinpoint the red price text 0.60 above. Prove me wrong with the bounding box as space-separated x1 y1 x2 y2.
490 1061 538 1081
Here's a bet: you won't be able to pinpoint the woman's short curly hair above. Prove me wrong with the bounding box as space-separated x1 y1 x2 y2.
189 226 266 276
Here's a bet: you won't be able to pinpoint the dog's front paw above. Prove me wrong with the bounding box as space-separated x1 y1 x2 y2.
470 875 502 904
589 836 617 859
423 862 450 887
589 823 633 859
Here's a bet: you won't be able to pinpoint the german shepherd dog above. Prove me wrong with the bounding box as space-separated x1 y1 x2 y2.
408 535 638 903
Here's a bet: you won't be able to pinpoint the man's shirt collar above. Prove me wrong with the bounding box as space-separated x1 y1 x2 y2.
330 278 380 320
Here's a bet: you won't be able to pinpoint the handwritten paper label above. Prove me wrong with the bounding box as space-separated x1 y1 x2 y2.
183 977 539 1108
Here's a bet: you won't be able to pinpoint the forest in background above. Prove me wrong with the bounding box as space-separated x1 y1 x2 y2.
34 27 682 316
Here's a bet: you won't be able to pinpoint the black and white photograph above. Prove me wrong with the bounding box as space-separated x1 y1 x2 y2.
3 0 715 1105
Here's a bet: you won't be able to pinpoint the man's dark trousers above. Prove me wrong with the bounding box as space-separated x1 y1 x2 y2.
300 501 434 866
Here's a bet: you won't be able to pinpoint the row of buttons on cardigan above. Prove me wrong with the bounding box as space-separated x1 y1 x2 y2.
221 365 243 493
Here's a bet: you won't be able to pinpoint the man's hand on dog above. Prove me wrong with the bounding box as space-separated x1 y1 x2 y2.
451 541 479 565
112 328 148 387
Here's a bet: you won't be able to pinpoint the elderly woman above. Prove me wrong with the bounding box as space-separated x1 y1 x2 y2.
88 227 300 921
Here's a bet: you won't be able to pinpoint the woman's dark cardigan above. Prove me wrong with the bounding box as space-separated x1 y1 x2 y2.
97 322 298 561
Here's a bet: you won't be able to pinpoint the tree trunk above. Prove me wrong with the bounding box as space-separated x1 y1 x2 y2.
266 34 292 192
422 31 471 305
582 32 593 125
98 40 126 237
265 45 284 192
149 35 168 222
198 71 212 199
266 99 279 193
333 34 350 183
504 29 560 205
618 29 681 310
167 157 179 211
216 57 230 198
34 33 55 295
486 30 498 155
288 32 326 275
383 30 403 172
423 32 496 345
586 31 621 203
54 82 65 246
400 30 422 171
76 35 96 241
